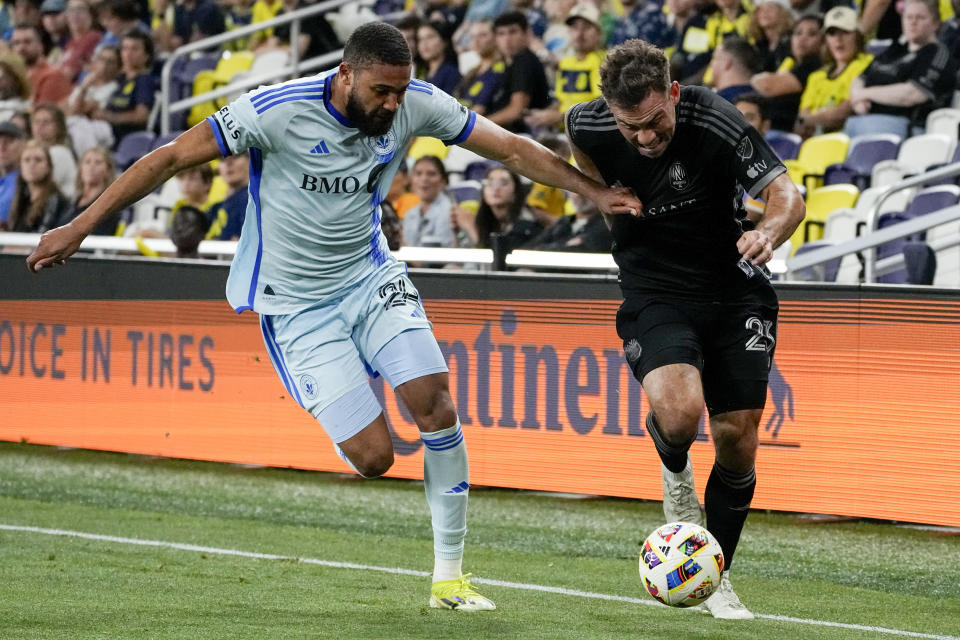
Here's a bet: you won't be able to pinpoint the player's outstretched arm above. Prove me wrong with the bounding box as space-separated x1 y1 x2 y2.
738 172 806 266
26 121 222 273
460 114 642 217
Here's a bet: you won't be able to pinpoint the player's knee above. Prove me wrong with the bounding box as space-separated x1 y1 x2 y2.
354 449 395 478
412 387 457 431
655 404 702 443
712 421 758 462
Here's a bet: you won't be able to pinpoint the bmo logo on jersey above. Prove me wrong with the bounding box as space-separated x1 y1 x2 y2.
299 174 362 193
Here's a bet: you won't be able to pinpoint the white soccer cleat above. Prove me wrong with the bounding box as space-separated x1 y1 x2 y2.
661 456 705 526
700 571 754 620
429 574 496 611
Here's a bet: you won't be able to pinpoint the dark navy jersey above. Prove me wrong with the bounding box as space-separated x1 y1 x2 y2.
566 85 786 300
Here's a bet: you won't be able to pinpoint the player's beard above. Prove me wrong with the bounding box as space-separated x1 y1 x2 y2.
346 89 396 137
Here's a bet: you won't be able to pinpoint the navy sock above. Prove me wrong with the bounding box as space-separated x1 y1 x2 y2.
704 462 756 570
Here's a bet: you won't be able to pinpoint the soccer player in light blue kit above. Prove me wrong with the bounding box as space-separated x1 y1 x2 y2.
27 22 642 610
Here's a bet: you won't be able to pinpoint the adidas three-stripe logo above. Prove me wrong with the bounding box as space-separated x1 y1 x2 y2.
310 141 331 154
444 481 470 494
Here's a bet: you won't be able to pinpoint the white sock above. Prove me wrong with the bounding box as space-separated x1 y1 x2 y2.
421 420 469 583
433 556 463 583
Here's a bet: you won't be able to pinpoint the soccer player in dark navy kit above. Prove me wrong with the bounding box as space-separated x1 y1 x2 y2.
566 39 805 619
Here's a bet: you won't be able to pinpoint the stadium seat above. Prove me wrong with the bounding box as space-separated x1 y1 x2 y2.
792 240 842 281
903 185 960 219
212 50 255 86
407 136 449 161
784 132 850 191
450 180 481 213
871 133 956 187
114 131 156 171
765 130 802 160
443 144 487 175
187 69 218 128
822 134 900 190
249 49 291 77
902 241 937 284
463 160 498 182
151 131 183 151
875 211 927 283
925 108 960 142
790 183 859 252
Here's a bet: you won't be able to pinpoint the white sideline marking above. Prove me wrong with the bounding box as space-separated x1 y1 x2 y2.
1 523 956 640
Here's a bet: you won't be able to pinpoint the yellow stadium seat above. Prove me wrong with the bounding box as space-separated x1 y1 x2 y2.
212 51 255 85
187 70 218 127
407 137 449 161
789 184 859 253
783 133 850 192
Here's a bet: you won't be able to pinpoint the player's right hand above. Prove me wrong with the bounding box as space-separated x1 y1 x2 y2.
26 223 86 273
597 184 644 217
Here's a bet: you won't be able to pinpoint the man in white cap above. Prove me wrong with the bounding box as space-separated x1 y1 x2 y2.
525 2 605 130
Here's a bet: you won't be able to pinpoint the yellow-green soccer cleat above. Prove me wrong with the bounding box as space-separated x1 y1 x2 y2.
429 574 496 611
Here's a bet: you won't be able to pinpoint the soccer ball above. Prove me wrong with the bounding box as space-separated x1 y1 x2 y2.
638 522 724 607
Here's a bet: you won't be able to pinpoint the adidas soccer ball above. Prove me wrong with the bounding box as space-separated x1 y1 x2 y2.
639 522 724 607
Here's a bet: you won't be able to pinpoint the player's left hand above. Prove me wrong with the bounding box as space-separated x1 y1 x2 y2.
737 229 774 266
594 185 644 217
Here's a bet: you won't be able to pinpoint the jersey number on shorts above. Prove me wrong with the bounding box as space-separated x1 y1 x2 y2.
744 317 775 353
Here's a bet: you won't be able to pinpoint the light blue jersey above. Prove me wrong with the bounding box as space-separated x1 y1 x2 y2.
207 69 476 314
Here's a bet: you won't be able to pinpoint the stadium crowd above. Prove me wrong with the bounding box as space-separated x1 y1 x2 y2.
0 0 957 265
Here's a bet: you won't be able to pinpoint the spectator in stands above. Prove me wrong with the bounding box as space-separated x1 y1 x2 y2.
454 165 541 250
939 0 960 57
0 2 12 37
69 145 124 235
750 14 823 130
380 199 403 250
747 0 794 73
710 37 759 104
95 30 154 148
454 20 504 115
30 102 75 198
388 160 418 218
796 7 873 137
55 0 102 82
206 150 248 240
169 204 211 258
524 2 604 131
859 0 901 41
525 133 569 226
451 0 509 51
416 20 461 94
846 0 956 138
11 23 72 103
395 13 422 59
689 0 754 84
403 155 456 247
487 11 550 133
0 51 31 121
527 190 612 252
173 162 216 214
39 0 68 60
170 0 225 49
0 121 25 228
609 0 669 49
735 92 772 134
95 0 149 51
65 43 119 118
5 139 71 232
667 0 714 82
271 0 341 59
7 0 42 34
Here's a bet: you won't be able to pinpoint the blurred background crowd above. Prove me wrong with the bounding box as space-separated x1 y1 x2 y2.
0 0 957 273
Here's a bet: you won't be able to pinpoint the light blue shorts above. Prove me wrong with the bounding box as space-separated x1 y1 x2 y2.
259 261 448 442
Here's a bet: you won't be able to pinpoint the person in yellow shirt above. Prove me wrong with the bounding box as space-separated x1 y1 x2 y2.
796 7 873 137
524 2 604 131
249 0 283 49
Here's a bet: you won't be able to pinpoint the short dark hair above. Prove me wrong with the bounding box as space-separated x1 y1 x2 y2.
394 13 423 33
343 22 412 69
718 36 760 75
600 40 670 107
493 10 528 31
122 29 154 67
103 0 141 22
734 92 768 121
